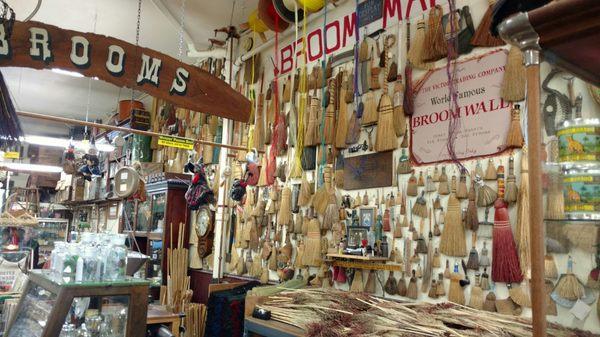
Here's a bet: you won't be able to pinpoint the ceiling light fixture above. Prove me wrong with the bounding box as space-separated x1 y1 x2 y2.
51 68 98 80
22 135 114 152
0 162 63 173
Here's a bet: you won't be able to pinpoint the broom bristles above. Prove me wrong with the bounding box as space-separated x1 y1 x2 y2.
277 187 292 226
466 249 480 270
509 283 532 307
397 274 407 296
476 178 498 207
479 242 491 267
556 274 585 301
393 81 407 137
484 160 497 181
384 273 399 295
439 194 467 257
506 105 524 148
407 174 419 196
436 274 446 296
492 199 523 283
546 172 565 220
364 271 377 294
407 270 419 299
304 219 322 267
501 46 526 102
375 95 398 152
465 200 479 232
350 270 365 292
469 285 484 309
428 280 439 298
433 249 441 268
456 174 468 199
335 88 349 149
545 254 558 279
448 273 466 305
423 5 447 62
470 1 505 47
407 20 433 69
483 292 497 312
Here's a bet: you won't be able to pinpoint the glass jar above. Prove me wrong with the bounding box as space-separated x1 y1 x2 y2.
104 236 127 281
51 242 66 277
82 246 100 282
62 244 80 281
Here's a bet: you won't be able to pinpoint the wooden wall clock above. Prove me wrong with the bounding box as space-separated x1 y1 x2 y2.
194 206 215 259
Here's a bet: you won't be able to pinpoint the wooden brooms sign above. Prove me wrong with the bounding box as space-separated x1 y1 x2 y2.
0 21 250 122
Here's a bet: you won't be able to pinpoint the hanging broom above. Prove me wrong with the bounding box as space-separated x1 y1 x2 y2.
392 81 406 137
407 173 419 197
554 256 585 301
439 192 467 257
433 196 442 210
375 89 397 152
505 156 519 204
313 166 333 215
465 182 479 231
546 279 558 316
484 159 497 181
479 241 491 268
397 273 408 297
433 248 441 268
444 260 451 279
508 282 531 308
433 210 442 236
456 171 468 200
416 218 428 254
361 91 378 126
475 176 497 207
384 272 399 295
546 171 564 220
469 274 484 310
335 72 349 149
470 0 505 47
466 232 480 270
438 166 450 195
364 270 377 294
298 173 313 207
481 268 491 290
417 171 425 187
304 217 322 267
400 128 409 148
436 273 446 297
483 292 497 312
506 105 524 149
423 5 447 62
406 269 419 299
397 149 412 174
516 151 530 276
425 172 436 193
545 254 558 279
428 280 439 298
277 187 292 226
350 270 365 292
412 191 428 218
407 19 433 70
448 263 466 305
305 96 320 146
492 166 523 284
323 79 336 146
501 46 526 102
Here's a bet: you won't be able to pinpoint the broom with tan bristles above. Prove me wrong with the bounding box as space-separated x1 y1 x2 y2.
456 171 468 200
466 232 479 270
304 217 322 267
546 171 564 220
416 218 428 254
407 19 433 70
483 292 497 312
448 263 466 305
484 159 497 181
433 166 440 182
324 80 336 146
470 0 505 47
469 274 484 310
412 191 428 218
506 105 524 149
436 273 446 297
400 129 409 148
554 256 585 301
433 196 442 210
425 172 436 193
277 187 292 226
501 46 526 102
508 282 531 308
313 166 333 215
298 173 313 207
350 270 365 292
475 175 497 207
439 191 467 257
505 156 519 204
545 254 558 279
392 81 406 137
375 44 398 153
335 71 349 149
407 172 419 197
423 5 446 62
438 166 450 195
428 280 439 298
465 182 479 231
406 270 419 299
397 149 412 174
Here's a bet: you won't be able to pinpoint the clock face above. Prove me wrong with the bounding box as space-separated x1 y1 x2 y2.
196 207 211 237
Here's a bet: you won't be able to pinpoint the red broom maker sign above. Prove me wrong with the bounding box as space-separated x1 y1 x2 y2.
410 50 511 165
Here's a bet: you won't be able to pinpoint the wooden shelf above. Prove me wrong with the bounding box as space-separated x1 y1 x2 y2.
326 253 389 262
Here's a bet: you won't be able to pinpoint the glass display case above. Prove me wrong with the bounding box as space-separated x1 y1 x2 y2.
6 270 148 337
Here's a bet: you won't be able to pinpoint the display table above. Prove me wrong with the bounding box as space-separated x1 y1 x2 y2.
6 270 149 337
243 317 304 337
147 304 182 337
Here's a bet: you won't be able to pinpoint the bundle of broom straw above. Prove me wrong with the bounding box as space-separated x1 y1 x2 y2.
375 81 398 152
506 105 524 149
423 5 447 62
505 156 519 204
392 81 407 137
407 19 433 70
167 222 191 313
184 303 207 337
516 151 531 276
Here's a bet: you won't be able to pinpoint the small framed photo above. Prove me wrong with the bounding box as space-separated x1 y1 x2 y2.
108 202 119 219
359 206 376 227
346 226 369 248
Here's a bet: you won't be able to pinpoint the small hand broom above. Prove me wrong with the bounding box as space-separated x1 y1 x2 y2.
501 46 526 102
439 191 467 257
505 105 524 149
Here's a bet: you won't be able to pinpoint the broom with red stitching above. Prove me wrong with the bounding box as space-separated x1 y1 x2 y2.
492 165 523 284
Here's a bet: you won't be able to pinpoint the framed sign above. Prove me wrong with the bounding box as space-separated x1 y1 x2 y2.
0 21 250 122
358 0 384 27
343 151 393 190
410 50 512 165
359 207 376 227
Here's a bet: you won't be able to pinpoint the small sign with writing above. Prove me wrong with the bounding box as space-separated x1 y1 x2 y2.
157 136 194 150
2 152 20 159
358 0 384 28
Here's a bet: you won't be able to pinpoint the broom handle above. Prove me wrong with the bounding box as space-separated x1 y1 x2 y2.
525 60 547 336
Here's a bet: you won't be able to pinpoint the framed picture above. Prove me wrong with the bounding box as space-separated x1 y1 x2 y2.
108 202 119 219
359 207 376 228
346 226 369 248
